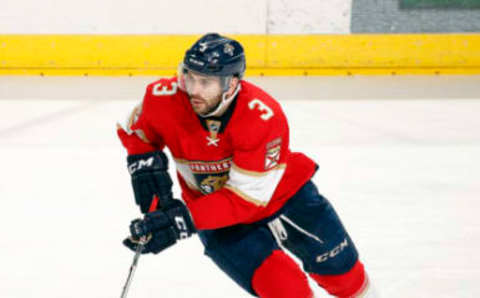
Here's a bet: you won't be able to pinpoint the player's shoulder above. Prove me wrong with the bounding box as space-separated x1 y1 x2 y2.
144 77 181 101
142 76 187 113
237 80 284 115
231 80 288 148
235 80 286 125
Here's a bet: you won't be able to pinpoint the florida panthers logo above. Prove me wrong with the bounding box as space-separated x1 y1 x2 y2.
200 175 229 194
178 158 232 194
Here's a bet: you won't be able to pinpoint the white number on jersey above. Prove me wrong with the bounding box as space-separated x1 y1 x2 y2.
152 82 178 96
248 99 274 121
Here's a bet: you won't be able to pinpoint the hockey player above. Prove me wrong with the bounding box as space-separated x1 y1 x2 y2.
118 33 376 297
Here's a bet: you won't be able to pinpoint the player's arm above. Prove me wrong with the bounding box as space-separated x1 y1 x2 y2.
187 100 289 230
116 84 161 155
121 80 196 255
117 84 174 213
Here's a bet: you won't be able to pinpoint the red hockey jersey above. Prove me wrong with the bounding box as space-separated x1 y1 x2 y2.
117 77 317 230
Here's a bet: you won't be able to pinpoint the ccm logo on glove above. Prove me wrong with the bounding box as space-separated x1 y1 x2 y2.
174 216 189 239
128 157 154 174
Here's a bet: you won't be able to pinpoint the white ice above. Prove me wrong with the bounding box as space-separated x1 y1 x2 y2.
0 76 479 298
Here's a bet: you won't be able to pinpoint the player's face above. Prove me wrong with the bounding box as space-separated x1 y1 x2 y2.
184 71 223 115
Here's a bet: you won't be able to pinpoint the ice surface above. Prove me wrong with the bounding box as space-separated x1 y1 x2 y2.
0 76 479 298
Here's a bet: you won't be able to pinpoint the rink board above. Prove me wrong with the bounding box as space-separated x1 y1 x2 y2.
0 34 480 75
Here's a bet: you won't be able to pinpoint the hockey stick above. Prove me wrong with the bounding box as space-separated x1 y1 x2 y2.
120 196 160 298
120 236 146 298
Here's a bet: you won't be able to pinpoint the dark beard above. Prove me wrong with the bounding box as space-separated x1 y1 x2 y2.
203 98 223 115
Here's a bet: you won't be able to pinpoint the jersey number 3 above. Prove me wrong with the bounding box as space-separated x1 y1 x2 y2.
248 99 274 121
153 82 178 96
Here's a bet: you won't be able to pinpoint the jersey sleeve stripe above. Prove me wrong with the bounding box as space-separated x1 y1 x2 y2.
225 162 286 206
224 185 269 207
231 162 287 177
174 160 202 192
117 102 152 144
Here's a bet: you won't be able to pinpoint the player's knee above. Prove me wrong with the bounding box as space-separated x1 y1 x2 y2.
252 250 313 298
309 260 369 298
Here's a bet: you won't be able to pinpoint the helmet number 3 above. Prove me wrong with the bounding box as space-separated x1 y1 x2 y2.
248 99 274 121
153 82 178 96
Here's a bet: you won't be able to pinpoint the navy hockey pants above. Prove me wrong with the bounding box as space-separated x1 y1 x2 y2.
197 180 359 296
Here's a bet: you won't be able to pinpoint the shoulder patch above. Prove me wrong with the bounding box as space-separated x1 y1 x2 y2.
265 137 282 170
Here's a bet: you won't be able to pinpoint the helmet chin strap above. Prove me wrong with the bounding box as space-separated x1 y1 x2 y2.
199 82 241 118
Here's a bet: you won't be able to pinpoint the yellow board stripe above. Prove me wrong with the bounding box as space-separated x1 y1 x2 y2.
267 34 480 68
1 34 479 75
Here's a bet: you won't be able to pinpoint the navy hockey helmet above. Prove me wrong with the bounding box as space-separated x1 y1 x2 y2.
183 33 246 79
